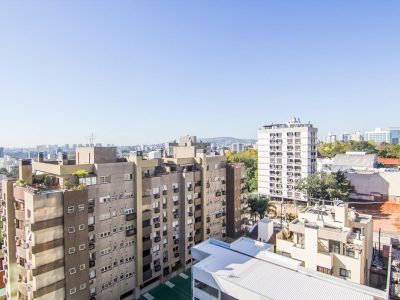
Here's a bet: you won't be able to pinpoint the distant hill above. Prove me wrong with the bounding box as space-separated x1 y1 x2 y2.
200 137 256 145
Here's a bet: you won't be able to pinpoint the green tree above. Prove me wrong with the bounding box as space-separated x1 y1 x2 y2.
297 171 352 203
247 194 274 221
227 149 258 192
349 141 377 154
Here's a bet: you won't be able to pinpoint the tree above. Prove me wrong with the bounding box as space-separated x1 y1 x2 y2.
227 149 258 192
297 171 352 203
349 141 377 154
247 194 274 221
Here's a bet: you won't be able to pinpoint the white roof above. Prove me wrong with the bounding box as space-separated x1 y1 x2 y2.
192 239 385 300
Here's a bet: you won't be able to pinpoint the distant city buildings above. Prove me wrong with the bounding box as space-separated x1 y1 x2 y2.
276 201 373 285
231 143 244 153
258 118 318 202
364 127 400 144
0 147 4 158
324 127 400 145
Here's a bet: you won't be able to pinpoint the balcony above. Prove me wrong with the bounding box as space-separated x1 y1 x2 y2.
154 223 160 228
163 203 167 209
89 260 96 268
153 207 160 214
162 190 168 196
125 228 136 237
142 195 151 206
143 270 153 282
163 217 168 222
173 201 179 206
143 254 153 266
163 257 168 263
88 206 94 214
173 239 179 245
188 236 193 242
188 186 193 191
88 225 95 232
173 213 179 219
173 188 179 193
154 264 161 272
154 194 160 199
188 212 193 217
163 230 168 236
143 239 152 250
188 199 193 204
174 252 180 258
154 236 161 243
215 191 221 197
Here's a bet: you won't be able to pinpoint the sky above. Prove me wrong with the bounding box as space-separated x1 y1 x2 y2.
0 1 399 147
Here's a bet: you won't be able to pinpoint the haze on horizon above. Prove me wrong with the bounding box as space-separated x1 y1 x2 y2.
1 1 399 147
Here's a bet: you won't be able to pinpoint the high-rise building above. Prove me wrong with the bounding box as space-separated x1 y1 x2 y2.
2 148 136 300
231 143 244 153
1 137 248 299
364 127 400 144
258 118 317 202
226 163 248 239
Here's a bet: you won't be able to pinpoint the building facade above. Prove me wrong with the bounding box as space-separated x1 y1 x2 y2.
276 201 373 285
1 137 248 299
226 163 248 239
258 118 318 202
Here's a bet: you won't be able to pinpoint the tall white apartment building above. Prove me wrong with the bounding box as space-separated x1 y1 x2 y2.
258 118 317 202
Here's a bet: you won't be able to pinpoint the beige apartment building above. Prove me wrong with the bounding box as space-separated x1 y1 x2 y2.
1 148 136 300
1 137 247 299
276 201 373 285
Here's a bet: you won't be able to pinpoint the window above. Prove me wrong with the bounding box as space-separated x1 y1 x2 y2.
69 267 76 275
79 224 85 231
68 206 75 213
79 244 85 251
68 247 76 254
68 226 75 234
281 251 291 258
317 266 332 275
329 240 340 254
124 173 133 180
99 196 111 204
78 204 85 211
80 264 86 271
80 283 87 290
100 176 110 184
69 287 76 295
340 268 351 278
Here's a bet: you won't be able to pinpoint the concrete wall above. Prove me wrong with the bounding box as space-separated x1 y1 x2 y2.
346 172 400 200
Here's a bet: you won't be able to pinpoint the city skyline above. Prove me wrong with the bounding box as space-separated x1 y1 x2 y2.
1 1 400 146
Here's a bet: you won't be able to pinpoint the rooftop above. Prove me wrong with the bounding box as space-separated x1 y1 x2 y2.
192 238 386 300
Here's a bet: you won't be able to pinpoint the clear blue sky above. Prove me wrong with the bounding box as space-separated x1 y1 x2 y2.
1 1 399 147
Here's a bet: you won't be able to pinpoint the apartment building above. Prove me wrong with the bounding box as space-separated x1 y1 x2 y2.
1 138 248 299
276 201 373 285
192 238 385 300
2 147 136 300
226 163 248 239
134 136 231 291
258 118 317 202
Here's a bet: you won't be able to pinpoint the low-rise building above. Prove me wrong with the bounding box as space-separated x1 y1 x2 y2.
331 152 377 172
192 238 385 300
276 201 373 285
